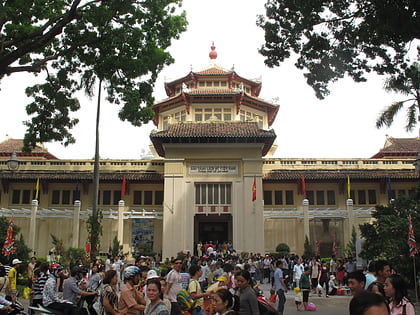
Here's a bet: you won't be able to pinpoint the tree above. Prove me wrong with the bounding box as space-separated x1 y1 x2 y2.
376 62 420 132
257 0 419 127
303 235 315 258
0 0 187 150
275 243 290 257
0 218 31 265
359 184 420 286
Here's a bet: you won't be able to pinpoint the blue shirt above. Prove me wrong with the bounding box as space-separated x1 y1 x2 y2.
274 267 285 291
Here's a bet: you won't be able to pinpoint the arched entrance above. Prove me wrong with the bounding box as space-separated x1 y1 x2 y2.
194 214 232 254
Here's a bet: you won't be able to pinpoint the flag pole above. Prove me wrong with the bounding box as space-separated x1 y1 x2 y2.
413 255 418 303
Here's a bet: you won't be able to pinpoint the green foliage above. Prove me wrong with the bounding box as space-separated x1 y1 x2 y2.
0 0 187 149
0 217 30 265
257 0 419 129
342 226 357 258
359 184 420 286
303 235 315 258
134 243 154 258
111 236 123 257
63 248 86 268
376 63 420 132
275 243 290 257
50 234 64 255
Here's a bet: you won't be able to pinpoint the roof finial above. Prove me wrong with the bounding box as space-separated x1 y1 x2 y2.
209 42 217 60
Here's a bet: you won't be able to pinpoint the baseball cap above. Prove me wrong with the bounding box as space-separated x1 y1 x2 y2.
146 269 159 280
12 259 22 265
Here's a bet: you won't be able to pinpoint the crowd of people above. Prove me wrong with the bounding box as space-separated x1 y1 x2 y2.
0 251 417 315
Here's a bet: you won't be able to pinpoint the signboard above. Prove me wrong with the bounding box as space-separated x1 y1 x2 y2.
189 165 238 175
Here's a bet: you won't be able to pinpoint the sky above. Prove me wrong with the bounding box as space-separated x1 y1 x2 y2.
0 0 417 160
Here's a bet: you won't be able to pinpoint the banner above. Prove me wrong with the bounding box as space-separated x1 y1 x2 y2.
2 220 15 256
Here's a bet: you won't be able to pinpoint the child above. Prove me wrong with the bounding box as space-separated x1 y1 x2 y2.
269 287 277 305
294 287 303 311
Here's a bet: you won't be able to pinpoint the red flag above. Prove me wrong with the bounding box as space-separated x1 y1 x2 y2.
121 176 127 198
85 236 91 260
252 176 256 201
316 239 320 256
301 174 306 196
408 214 418 256
332 232 337 256
2 220 15 256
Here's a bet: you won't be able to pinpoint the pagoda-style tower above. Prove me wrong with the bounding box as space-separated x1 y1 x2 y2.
150 45 279 258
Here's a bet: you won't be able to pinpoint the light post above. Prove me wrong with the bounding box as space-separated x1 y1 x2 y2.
6 152 19 171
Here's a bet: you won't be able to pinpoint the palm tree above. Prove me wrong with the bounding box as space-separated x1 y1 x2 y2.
376 62 420 133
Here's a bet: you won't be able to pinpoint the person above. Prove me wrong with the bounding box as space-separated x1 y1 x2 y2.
0 266 8 297
43 263 78 315
365 261 377 289
63 266 98 308
317 262 329 297
294 287 303 311
235 270 259 315
336 259 346 286
7 258 21 302
101 270 120 315
348 271 366 296
273 260 287 315
300 267 311 311
144 279 169 315
292 259 304 289
375 260 392 284
27 257 37 288
206 276 228 293
188 264 211 315
349 291 390 315
384 274 415 315
30 262 49 311
368 281 386 297
118 265 146 314
163 259 183 315
329 255 337 276
309 257 320 292
328 275 339 296
86 264 102 315
263 255 271 284
0 295 12 314
213 288 239 315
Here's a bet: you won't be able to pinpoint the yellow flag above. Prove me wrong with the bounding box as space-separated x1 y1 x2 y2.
347 176 351 199
35 178 40 199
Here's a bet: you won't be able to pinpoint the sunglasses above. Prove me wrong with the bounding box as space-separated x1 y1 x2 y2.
174 262 183 265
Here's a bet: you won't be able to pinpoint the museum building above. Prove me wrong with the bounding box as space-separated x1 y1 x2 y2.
0 46 419 260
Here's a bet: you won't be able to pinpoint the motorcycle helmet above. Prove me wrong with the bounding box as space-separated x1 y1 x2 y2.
123 265 140 280
49 263 63 277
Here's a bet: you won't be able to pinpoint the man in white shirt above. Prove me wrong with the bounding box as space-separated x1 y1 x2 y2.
164 258 183 315
293 259 304 288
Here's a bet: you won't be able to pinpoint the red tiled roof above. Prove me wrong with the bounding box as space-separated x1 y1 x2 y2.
371 137 420 158
263 169 418 181
150 122 276 157
0 139 58 159
0 172 164 182
195 67 232 75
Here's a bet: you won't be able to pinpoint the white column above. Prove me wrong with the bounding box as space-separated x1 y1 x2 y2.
29 200 38 253
303 198 310 241
118 200 125 245
347 198 354 240
72 200 81 248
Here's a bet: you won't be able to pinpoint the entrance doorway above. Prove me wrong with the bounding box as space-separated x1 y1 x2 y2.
194 214 232 253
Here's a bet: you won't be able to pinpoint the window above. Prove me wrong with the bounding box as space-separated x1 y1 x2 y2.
62 190 71 204
195 184 231 205
285 190 294 205
144 191 153 205
155 191 164 205
195 108 232 122
316 191 325 205
327 190 336 205
239 109 263 127
274 191 283 205
358 190 366 204
133 191 142 205
102 190 111 205
22 190 31 204
263 191 272 205
368 190 377 204
163 110 186 129
113 191 121 205
12 190 20 204
52 190 60 204
306 191 314 205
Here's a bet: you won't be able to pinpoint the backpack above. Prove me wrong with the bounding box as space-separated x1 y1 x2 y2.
176 289 196 311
